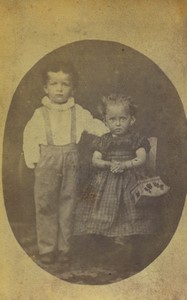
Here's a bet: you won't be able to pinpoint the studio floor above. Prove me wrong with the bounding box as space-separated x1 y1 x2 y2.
10 221 169 285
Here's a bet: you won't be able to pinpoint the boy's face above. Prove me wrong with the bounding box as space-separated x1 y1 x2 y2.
44 71 74 104
105 104 135 136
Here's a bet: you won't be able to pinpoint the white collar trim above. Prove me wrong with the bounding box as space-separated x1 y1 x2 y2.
42 96 75 111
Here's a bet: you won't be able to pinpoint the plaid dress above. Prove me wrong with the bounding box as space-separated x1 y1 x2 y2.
74 131 158 237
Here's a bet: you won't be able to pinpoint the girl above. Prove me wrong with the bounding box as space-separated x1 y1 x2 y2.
74 94 162 269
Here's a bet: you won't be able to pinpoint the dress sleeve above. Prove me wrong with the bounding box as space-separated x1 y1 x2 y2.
132 133 151 153
91 136 104 153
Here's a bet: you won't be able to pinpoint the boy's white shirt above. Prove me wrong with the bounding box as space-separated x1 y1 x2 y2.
23 96 108 168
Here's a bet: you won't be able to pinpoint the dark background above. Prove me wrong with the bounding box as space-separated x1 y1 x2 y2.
2 40 187 283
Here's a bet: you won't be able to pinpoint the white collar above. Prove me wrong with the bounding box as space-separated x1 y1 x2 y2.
42 96 75 111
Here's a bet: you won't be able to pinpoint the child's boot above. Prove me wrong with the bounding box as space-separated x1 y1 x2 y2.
40 252 55 264
56 251 69 263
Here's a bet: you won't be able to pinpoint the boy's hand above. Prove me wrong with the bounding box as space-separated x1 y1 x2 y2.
27 162 37 169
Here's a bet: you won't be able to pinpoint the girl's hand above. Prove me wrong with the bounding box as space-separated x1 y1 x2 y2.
119 161 128 170
110 161 124 173
110 148 147 173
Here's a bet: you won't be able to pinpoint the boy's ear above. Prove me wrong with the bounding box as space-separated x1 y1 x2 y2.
130 116 136 126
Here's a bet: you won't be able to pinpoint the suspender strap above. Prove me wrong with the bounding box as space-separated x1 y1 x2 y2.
42 105 76 145
71 106 76 144
42 107 54 145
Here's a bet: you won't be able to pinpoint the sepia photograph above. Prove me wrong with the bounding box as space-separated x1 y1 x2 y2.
0 1 187 299
2 40 186 284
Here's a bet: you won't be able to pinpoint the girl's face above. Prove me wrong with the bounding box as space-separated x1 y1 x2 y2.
44 71 74 104
105 104 135 136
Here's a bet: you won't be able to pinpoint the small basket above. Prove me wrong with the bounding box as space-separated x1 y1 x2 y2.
131 176 170 204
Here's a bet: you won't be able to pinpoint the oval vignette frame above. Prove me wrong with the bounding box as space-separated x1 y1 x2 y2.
2 40 187 285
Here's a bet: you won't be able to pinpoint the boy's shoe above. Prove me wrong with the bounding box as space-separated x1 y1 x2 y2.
56 251 69 263
40 252 55 264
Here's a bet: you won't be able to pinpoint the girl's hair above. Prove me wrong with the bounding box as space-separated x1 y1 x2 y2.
98 93 137 118
42 60 79 88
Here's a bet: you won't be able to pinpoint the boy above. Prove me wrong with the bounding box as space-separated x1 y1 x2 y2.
23 61 108 264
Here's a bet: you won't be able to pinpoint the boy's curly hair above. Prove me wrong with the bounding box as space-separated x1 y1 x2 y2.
42 60 79 88
98 93 137 118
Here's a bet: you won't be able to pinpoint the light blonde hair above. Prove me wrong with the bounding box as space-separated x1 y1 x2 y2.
98 93 137 118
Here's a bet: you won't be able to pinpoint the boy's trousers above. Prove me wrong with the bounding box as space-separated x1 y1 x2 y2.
34 105 79 255
34 144 79 255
